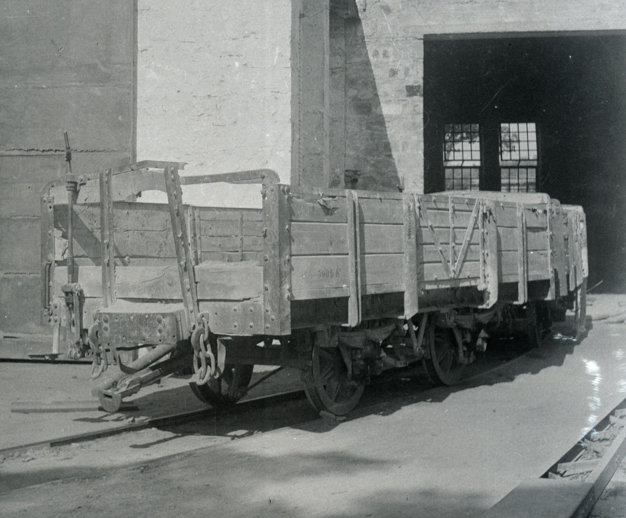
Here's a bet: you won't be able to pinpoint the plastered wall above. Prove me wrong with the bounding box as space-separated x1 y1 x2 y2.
136 0 292 207
0 1 134 357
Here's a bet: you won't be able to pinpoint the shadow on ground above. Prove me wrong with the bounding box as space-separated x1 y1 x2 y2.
82 315 590 441
0 445 494 518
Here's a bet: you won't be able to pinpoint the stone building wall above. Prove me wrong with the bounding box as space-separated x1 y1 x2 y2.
0 1 134 357
335 0 626 192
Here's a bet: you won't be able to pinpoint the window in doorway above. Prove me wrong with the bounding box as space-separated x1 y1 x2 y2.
499 122 538 192
443 123 481 191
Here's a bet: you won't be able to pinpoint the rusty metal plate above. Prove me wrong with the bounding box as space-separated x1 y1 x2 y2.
200 300 264 336
96 307 187 346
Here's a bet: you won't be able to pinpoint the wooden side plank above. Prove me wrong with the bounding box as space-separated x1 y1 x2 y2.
290 223 482 261
419 227 482 247
290 192 348 223
69 230 263 259
55 264 263 301
289 192 405 225
200 219 263 237
198 207 263 222
290 222 404 256
200 236 264 253
291 254 481 296
499 251 551 278
56 203 173 232
195 262 264 300
291 222 348 255
493 203 548 228
419 204 451 277
499 229 549 252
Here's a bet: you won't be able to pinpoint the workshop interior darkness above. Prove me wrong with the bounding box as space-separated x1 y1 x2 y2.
423 34 626 293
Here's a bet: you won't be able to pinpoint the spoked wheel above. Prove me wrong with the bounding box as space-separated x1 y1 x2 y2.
423 325 465 386
303 341 364 416
573 278 588 340
189 363 254 408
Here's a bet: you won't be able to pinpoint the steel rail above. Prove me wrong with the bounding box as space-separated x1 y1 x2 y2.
0 389 305 458
2 338 554 459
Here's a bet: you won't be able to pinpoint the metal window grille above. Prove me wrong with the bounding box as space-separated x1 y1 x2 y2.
443 124 481 191
499 122 538 192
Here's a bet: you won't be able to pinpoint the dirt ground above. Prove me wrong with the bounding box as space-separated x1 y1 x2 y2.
0 363 302 450
2 295 626 517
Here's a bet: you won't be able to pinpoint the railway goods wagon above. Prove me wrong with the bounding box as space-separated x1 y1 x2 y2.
41 161 588 415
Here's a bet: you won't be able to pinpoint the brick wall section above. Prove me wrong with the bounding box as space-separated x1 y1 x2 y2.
342 0 626 193
0 1 134 357
137 0 292 207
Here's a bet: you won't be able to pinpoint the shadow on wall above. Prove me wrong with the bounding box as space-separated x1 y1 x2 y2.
335 9 401 192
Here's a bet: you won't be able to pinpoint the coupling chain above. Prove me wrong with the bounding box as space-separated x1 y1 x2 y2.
87 322 108 379
191 316 216 386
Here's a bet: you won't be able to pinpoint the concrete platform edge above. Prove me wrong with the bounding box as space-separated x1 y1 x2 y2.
482 478 594 518
483 401 626 518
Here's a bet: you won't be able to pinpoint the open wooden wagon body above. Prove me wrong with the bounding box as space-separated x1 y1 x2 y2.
41 162 588 415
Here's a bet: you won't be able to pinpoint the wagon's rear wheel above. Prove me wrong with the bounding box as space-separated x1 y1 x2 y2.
423 325 466 386
302 337 364 416
189 363 254 408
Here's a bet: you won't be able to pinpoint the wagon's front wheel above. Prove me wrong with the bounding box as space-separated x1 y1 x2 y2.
302 338 364 416
189 363 254 408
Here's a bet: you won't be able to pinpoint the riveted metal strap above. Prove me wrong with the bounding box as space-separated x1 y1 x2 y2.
164 166 199 332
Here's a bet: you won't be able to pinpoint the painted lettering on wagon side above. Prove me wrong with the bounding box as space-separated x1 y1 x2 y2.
317 268 342 279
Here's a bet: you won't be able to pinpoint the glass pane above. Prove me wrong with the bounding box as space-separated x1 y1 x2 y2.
443 123 482 190
499 122 539 191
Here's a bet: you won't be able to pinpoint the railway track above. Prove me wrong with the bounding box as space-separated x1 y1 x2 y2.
0 336 532 460
0 388 307 459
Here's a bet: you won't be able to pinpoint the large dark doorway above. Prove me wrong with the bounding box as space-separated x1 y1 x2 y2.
424 34 626 293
